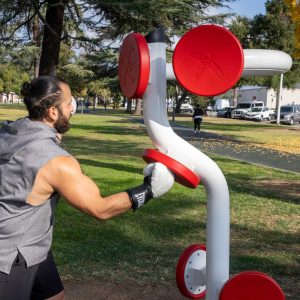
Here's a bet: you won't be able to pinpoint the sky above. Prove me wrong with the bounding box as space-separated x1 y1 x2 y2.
211 0 266 18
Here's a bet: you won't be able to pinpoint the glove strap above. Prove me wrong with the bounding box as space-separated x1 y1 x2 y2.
126 177 153 210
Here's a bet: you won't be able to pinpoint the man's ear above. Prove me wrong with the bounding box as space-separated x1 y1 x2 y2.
47 106 59 121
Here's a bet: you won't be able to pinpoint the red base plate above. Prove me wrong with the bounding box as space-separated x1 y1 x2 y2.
220 271 286 300
142 149 200 189
173 24 244 96
118 33 150 99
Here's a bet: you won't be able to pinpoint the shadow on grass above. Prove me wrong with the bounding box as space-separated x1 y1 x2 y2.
212 156 300 205
227 177 300 204
70 123 147 137
78 158 142 174
231 255 299 278
81 108 130 116
53 197 299 291
62 136 147 157
230 223 300 277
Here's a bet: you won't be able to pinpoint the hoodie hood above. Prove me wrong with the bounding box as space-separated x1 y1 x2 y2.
0 117 59 161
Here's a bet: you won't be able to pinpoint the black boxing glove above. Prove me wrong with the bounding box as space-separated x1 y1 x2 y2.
126 175 153 210
126 162 174 210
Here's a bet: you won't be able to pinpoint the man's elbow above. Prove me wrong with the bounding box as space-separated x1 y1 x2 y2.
95 211 113 221
89 207 114 221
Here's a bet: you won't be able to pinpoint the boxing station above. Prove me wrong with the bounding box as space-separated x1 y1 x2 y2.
118 25 292 300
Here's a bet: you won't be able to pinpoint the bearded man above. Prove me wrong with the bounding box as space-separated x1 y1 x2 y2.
0 76 174 300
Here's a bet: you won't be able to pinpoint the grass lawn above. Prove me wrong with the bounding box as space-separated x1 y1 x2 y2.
1 104 300 299
173 115 300 154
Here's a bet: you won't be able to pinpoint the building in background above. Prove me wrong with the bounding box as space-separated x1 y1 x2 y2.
0 92 21 104
237 86 300 108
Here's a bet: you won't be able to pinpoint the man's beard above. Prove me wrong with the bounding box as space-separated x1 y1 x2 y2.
54 108 71 134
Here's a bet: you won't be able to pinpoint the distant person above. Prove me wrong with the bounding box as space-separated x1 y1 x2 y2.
192 105 204 133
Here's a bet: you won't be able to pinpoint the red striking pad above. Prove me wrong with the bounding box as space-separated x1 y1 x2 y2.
176 244 206 299
219 271 286 300
173 25 244 96
118 33 150 99
142 149 200 189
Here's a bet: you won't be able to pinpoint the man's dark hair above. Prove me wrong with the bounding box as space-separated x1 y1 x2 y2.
21 76 67 120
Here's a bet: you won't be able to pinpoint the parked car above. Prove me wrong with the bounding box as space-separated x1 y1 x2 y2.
231 101 264 119
217 107 235 118
180 103 194 113
244 106 274 121
278 104 300 125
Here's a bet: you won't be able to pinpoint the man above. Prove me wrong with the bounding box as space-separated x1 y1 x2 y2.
0 76 174 300
192 104 204 133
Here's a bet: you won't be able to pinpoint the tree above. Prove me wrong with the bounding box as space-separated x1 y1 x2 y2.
0 0 234 76
38 0 65 75
230 0 300 90
87 79 111 110
285 0 300 58
229 16 252 48
0 64 29 94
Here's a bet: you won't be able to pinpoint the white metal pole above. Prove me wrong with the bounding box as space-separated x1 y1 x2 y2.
143 41 230 300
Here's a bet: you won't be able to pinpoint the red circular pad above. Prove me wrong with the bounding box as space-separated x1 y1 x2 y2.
173 25 244 96
220 271 286 300
142 149 200 189
176 244 206 299
118 33 150 99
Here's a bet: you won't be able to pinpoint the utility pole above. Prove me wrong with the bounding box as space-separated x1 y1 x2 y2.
276 73 284 125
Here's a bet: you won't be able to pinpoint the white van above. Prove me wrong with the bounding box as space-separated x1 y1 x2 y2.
214 99 230 111
231 101 264 118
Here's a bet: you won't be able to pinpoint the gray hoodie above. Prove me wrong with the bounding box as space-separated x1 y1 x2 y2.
0 117 71 274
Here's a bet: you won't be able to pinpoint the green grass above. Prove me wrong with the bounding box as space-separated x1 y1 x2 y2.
1 104 300 299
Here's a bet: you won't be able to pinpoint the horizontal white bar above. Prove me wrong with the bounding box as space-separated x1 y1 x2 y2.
166 49 292 80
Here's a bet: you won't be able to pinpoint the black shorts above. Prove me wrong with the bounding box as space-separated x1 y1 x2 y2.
0 251 64 300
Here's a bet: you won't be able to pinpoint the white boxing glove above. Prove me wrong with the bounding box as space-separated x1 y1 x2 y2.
143 162 175 198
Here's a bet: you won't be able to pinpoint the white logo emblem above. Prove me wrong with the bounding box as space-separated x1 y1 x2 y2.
136 192 146 207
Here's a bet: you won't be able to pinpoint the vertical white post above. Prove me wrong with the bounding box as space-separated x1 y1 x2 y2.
143 40 230 300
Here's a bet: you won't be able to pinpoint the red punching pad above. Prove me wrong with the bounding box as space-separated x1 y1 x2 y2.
173 25 244 96
143 149 200 189
219 271 286 300
118 33 150 99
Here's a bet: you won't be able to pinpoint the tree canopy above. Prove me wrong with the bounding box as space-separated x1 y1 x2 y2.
0 0 232 75
0 0 234 107
230 0 300 90
285 0 300 58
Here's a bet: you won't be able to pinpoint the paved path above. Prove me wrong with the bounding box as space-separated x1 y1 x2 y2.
170 123 300 173
133 118 300 173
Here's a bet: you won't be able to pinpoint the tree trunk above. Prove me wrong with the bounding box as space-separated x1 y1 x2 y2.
134 98 142 115
233 87 238 107
122 96 127 107
175 89 188 113
39 0 65 76
126 99 132 112
92 96 97 111
32 15 40 78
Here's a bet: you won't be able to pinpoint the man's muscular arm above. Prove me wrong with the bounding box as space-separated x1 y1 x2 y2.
47 156 132 220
